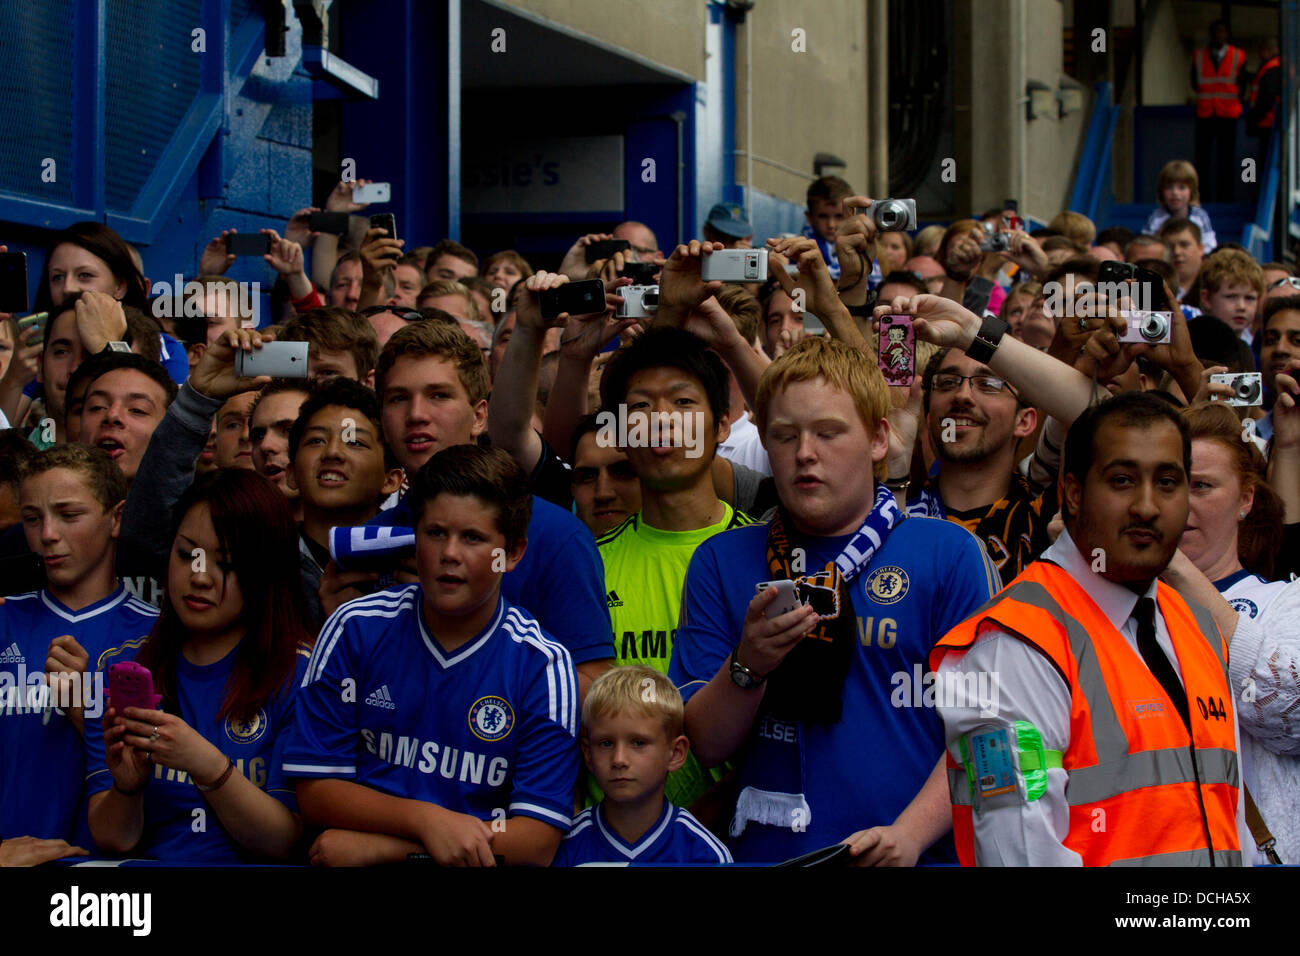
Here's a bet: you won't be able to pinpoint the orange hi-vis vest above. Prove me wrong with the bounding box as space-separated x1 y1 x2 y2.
930 561 1242 867
1195 46 1245 119
1248 55 1281 129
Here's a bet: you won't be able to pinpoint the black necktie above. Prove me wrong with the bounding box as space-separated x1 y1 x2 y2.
1134 597 1191 731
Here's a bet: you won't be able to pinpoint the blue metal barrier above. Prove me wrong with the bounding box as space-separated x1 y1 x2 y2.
1068 82 1119 222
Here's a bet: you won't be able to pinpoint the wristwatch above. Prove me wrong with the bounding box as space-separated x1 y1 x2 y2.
964 314 1009 365
104 341 131 353
729 648 767 689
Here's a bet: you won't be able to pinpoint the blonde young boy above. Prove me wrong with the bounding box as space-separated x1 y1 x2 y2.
1199 249 1265 341
552 667 732 865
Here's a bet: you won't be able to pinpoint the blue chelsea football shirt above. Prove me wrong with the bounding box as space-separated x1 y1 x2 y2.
668 516 1000 863
552 800 732 866
283 586 580 833
83 640 308 862
0 586 157 841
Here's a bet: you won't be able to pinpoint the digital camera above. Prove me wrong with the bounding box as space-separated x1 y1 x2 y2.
869 198 917 232
1210 372 1263 407
616 285 659 319
701 248 768 282
979 231 1011 253
1117 310 1171 345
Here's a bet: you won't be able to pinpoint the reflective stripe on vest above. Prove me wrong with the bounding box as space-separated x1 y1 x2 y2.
934 565 1242 866
1195 47 1245 118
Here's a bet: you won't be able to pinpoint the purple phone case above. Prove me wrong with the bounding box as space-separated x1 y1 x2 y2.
878 315 916 386
107 661 161 714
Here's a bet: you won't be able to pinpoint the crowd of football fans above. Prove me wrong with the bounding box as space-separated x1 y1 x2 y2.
0 155 1297 867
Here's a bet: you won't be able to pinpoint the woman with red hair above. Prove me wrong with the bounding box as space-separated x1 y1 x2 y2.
86 469 312 862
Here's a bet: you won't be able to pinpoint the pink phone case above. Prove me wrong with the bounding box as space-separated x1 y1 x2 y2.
878 315 916 386
107 661 161 714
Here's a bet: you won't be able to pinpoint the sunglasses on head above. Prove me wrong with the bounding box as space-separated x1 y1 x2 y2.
1268 277 1300 292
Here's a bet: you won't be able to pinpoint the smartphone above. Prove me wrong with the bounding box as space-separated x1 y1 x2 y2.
756 579 803 619
0 552 45 597
0 251 29 313
107 661 161 714
878 314 916 386
1097 260 1169 312
369 213 397 241
352 182 391 204
227 232 272 257
308 211 350 235
539 279 607 320
17 311 48 339
234 340 309 378
585 238 631 263
619 261 658 285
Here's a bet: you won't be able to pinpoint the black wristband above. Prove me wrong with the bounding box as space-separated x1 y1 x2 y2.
965 314 1010 365
845 302 873 318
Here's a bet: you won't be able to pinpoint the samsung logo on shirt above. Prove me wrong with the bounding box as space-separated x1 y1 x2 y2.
361 728 509 785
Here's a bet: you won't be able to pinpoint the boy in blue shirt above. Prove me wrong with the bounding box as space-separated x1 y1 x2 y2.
669 335 999 864
285 444 580 866
1 444 158 847
553 666 731 866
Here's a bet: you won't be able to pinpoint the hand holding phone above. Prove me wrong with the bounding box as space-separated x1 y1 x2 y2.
586 238 631 263
227 232 272 257
107 661 161 715
756 580 803 619
308 211 350 236
878 314 916 386
234 340 309 378
539 279 607 320
352 182 391 204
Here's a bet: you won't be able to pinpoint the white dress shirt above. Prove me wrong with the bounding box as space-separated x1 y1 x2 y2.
935 527 1253 865
717 410 771 476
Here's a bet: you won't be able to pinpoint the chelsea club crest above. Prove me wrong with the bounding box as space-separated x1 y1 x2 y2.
469 696 515 742
865 565 909 605
225 708 268 744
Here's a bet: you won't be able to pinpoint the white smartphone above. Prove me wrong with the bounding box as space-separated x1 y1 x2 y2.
757 579 803 619
351 182 391 204
235 341 309 378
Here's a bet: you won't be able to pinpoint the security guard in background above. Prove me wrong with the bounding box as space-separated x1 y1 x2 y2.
931 392 1252 866
1246 37 1282 159
1192 19 1247 202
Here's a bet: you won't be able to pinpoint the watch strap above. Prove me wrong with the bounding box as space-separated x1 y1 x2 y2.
965 314 1009 365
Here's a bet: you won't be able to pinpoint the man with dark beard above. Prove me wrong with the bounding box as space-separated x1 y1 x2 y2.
904 347 1055 588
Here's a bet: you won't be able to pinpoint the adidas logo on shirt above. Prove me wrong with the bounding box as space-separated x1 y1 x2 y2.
365 685 396 710
607 590 624 608
0 643 24 664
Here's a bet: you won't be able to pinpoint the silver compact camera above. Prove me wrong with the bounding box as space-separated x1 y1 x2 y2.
979 231 1011 253
869 198 917 232
701 248 768 282
1210 372 1263 406
1117 310 1171 344
616 285 659 319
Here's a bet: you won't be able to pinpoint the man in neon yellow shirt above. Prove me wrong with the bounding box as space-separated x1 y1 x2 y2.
594 326 753 806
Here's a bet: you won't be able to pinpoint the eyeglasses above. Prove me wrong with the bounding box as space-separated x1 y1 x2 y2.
1268 277 1300 292
930 372 1018 396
